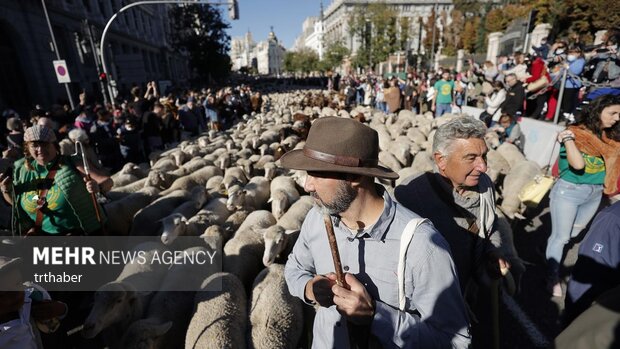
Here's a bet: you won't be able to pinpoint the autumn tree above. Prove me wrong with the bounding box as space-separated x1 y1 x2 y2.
462 16 480 53
422 6 437 53
443 10 465 56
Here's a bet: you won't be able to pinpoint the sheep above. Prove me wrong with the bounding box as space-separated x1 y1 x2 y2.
198 197 232 226
223 210 276 290
499 160 541 219
104 186 161 235
151 157 177 172
406 127 427 145
181 157 209 172
222 166 250 191
226 176 270 211
185 273 247 349
496 142 526 169
121 247 213 349
82 242 169 347
387 142 412 167
378 151 403 172
107 178 149 200
269 176 301 220
249 264 304 349
486 149 511 184
484 131 501 150
160 165 223 196
130 188 196 236
111 163 147 188
222 210 250 235
410 151 435 174
145 168 188 190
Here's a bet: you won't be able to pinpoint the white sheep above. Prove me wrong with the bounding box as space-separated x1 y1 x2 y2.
496 142 526 169
269 176 301 220
486 149 511 184
185 273 247 349
226 176 270 211
249 264 304 349
121 247 213 349
223 210 276 290
104 186 160 235
82 242 168 347
206 175 225 196
379 151 403 172
160 165 223 196
263 196 314 266
500 160 541 219
130 187 199 236
222 166 250 191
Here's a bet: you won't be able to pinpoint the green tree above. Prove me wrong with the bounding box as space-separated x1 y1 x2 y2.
169 4 231 81
283 48 319 74
399 16 412 51
322 40 350 70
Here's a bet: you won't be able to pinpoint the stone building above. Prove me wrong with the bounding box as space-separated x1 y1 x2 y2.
0 0 190 113
295 0 454 65
230 28 285 75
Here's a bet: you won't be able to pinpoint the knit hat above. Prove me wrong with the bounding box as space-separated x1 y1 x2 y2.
24 125 57 143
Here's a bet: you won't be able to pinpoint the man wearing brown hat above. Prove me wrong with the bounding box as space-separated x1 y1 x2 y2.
282 117 470 348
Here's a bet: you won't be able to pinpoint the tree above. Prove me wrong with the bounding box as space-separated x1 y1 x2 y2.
443 10 465 56
399 16 411 51
453 0 482 17
283 48 319 74
462 16 480 53
322 40 350 70
422 6 437 54
484 8 505 33
169 4 231 81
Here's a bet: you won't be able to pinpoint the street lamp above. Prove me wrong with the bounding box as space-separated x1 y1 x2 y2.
100 0 239 103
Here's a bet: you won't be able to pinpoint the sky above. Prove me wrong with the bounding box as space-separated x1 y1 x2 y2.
223 0 325 50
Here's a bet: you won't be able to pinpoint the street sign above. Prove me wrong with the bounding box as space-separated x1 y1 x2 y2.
53 60 71 83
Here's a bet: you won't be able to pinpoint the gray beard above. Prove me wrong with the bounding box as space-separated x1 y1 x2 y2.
311 181 357 215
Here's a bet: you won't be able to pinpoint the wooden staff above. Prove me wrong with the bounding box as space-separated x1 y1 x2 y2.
74 141 103 225
323 213 345 287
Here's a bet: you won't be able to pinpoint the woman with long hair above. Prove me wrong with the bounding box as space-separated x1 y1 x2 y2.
546 94 620 297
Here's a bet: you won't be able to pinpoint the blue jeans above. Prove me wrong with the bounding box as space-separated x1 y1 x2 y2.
546 178 603 275
435 103 452 118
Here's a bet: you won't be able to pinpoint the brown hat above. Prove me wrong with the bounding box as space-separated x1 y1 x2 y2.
280 117 398 179
24 125 57 143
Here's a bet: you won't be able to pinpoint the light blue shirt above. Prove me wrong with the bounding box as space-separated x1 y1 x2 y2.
284 187 471 348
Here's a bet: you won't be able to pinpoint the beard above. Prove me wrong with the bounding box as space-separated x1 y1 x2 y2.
311 181 357 215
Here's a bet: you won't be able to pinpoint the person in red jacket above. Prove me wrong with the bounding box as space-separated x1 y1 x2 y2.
523 54 551 119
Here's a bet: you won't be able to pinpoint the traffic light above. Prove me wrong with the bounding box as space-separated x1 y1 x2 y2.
99 72 107 83
229 0 239 20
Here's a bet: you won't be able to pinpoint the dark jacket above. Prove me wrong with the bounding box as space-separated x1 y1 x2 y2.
502 82 525 117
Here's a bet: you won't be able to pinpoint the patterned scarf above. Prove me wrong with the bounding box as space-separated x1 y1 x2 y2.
568 125 620 195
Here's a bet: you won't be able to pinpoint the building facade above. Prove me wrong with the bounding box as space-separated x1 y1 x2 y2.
0 0 190 113
230 29 285 75
292 0 455 68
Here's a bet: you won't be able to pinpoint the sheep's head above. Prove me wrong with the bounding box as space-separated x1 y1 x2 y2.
190 187 209 207
226 185 246 211
82 282 139 339
262 225 287 266
269 190 289 220
145 170 171 190
201 225 223 250
160 213 188 245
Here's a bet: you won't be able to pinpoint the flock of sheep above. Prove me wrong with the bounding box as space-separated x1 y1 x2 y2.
0 89 546 348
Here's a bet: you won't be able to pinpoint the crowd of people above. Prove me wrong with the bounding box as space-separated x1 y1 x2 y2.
0 27 619 349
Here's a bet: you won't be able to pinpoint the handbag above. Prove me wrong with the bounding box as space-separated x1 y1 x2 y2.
518 139 558 207
518 174 556 207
